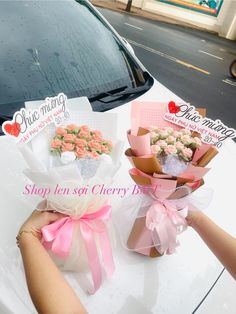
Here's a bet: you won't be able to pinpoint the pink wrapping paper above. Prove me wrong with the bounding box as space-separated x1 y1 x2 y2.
192 143 212 163
178 165 210 181
127 129 151 156
131 101 181 135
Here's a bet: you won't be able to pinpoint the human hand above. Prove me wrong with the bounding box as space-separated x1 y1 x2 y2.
19 209 65 236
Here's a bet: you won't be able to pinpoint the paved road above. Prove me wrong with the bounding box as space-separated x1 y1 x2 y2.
99 8 236 129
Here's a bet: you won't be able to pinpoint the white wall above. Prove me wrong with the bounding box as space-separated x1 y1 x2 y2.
217 0 236 39
143 0 217 31
118 0 236 40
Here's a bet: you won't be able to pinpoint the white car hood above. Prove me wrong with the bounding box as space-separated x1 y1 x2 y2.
0 78 235 314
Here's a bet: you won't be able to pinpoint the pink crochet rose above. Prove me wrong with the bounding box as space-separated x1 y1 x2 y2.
175 141 185 151
101 145 110 154
159 130 169 139
181 147 193 160
51 139 62 149
78 129 91 139
151 144 161 155
164 144 177 155
75 147 87 158
66 124 79 132
173 131 181 138
150 131 158 138
180 129 191 135
193 137 202 148
166 135 176 144
157 140 168 148
63 133 76 143
62 143 75 152
75 138 87 148
180 135 192 145
88 140 102 152
80 125 90 132
92 130 103 141
56 127 67 136
165 127 174 135
105 140 113 150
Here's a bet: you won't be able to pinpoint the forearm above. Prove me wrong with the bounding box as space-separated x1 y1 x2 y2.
19 234 87 314
187 211 236 280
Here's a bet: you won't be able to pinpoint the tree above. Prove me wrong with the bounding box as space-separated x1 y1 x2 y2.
125 0 132 12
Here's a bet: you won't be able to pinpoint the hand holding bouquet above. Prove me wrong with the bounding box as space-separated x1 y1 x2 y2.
117 102 218 257
19 100 123 293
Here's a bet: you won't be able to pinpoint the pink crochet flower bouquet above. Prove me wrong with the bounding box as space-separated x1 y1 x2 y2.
116 102 218 258
19 105 123 294
50 124 114 179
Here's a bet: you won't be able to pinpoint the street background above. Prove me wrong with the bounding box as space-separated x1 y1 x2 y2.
92 0 236 130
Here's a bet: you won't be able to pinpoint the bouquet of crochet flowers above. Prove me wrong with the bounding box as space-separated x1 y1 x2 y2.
50 124 113 178
149 126 202 176
19 97 123 294
116 101 218 257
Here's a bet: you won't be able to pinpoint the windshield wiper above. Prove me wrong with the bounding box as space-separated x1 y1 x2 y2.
89 84 149 103
88 86 128 102
0 114 13 119
0 114 14 125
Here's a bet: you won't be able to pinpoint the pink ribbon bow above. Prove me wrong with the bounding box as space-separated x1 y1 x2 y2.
41 204 115 294
145 199 188 255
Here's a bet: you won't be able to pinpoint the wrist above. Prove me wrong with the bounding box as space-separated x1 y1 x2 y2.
186 211 204 229
16 229 41 248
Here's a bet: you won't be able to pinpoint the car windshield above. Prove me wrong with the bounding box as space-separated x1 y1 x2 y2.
0 0 153 122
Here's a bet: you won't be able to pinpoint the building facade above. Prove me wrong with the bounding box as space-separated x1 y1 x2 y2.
119 0 236 40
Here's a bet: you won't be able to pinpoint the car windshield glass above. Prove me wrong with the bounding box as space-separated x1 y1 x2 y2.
0 0 152 117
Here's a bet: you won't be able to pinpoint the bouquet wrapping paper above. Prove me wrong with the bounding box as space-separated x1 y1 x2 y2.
19 99 123 293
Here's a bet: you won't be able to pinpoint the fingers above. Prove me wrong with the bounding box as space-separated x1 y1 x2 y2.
36 200 47 211
32 208 66 224
45 211 66 223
